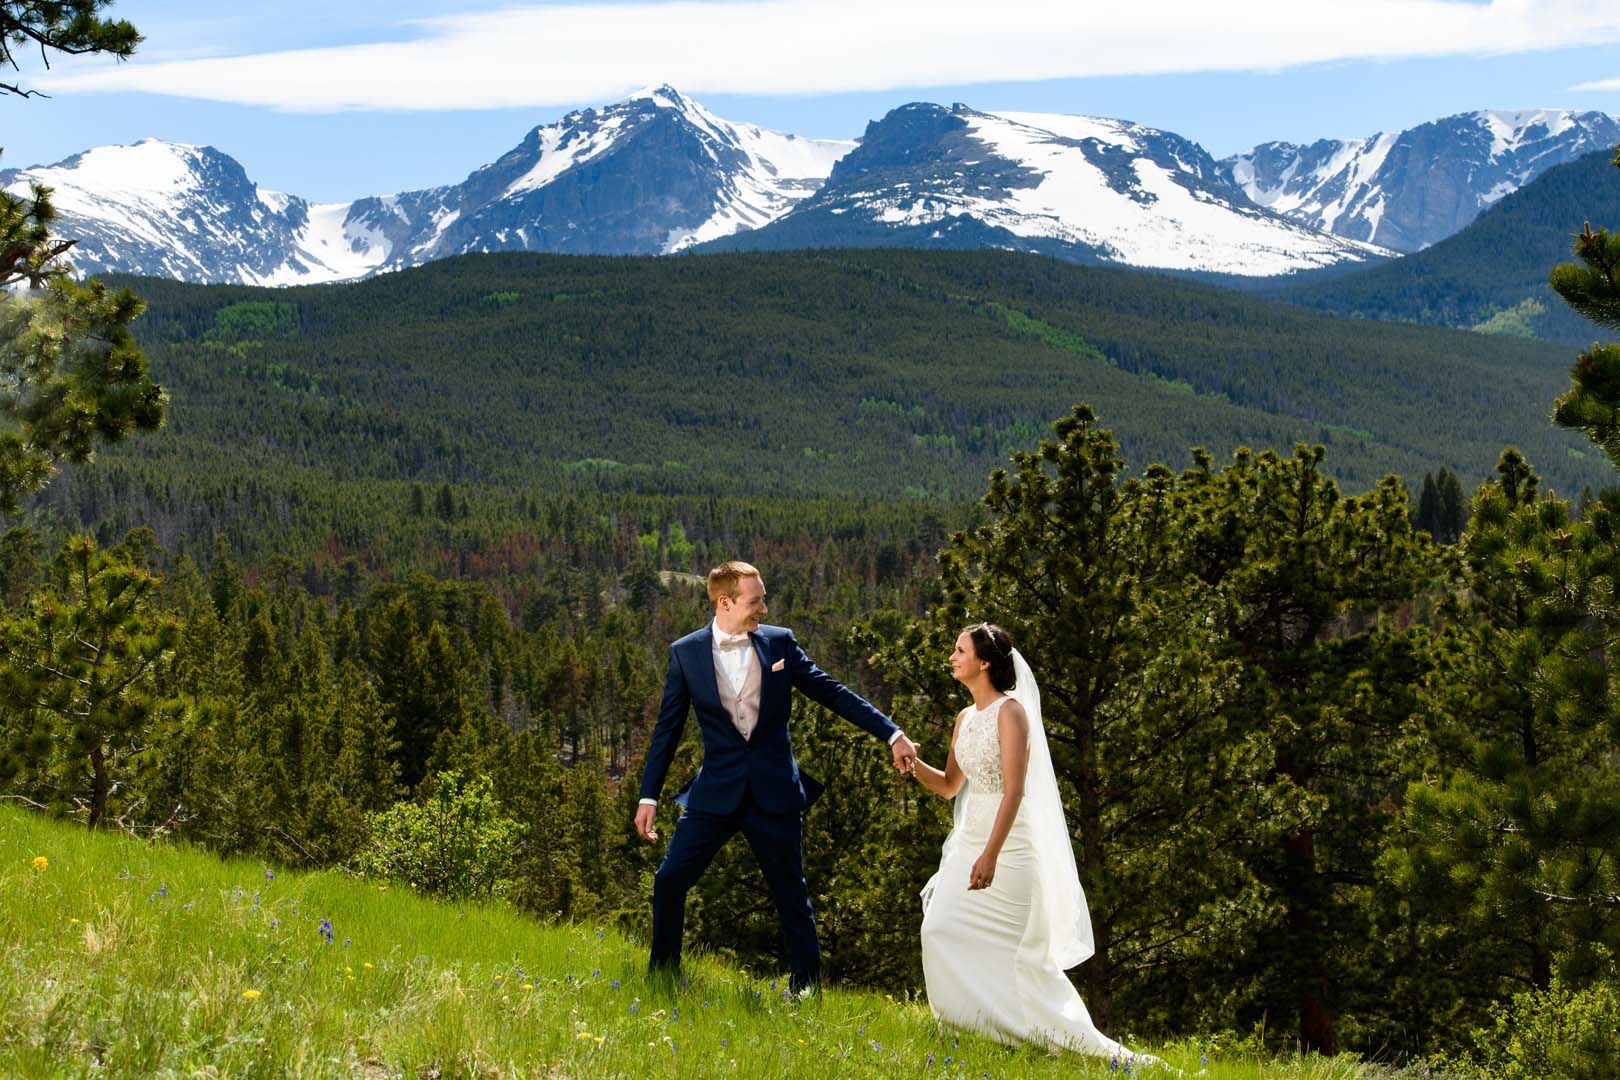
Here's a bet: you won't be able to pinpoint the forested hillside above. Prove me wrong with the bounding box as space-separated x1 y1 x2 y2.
1273 146 1620 345
25 248 1601 572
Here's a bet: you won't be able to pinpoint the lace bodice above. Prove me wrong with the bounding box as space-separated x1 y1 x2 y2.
955 696 1009 794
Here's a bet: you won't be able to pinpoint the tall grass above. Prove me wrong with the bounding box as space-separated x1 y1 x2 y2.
1 806 1444 1078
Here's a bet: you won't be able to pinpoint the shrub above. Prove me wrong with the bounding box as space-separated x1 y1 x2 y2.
358 771 518 901
1434 979 1620 1080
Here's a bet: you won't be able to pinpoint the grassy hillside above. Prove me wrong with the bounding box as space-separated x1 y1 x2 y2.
1 806 1443 1078
1271 147 1620 346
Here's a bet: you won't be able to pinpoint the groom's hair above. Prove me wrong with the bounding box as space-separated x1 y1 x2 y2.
707 560 761 605
967 623 1017 692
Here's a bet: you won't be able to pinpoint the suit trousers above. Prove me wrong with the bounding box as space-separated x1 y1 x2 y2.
649 787 820 991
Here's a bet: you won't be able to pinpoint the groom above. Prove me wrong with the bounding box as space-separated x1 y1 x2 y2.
634 560 917 992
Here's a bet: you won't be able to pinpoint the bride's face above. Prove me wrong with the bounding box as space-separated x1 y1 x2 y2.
949 631 985 684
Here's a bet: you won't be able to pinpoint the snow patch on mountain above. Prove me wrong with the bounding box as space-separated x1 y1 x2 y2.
1220 109 1620 251
775 105 1387 276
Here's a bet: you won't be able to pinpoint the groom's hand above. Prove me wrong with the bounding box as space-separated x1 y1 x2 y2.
634 803 659 842
891 732 918 773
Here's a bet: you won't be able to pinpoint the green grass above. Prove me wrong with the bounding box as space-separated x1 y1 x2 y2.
1 806 1442 1078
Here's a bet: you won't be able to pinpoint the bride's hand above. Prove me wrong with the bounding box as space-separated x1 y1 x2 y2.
968 850 997 890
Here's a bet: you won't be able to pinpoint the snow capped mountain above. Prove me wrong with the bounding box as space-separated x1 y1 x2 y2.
12 95 1605 285
1 85 853 284
398 84 854 261
1219 109 1620 252
0 140 377 285
707 103 1388 276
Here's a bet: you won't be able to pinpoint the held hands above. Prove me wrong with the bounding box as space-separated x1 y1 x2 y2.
634 803 659 842
969 848 998 891
891 731 919 774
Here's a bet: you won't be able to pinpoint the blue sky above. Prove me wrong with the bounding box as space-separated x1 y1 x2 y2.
3 1 1620 202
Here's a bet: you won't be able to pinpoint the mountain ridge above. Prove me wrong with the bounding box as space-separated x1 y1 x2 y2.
6 92 1614 286
1269 145 1620 345
1218 108 1620 252
2 84 853 284
700 102 1390 276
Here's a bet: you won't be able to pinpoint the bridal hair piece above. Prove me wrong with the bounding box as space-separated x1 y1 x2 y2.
1009 648 1095 969
968 623 1018 693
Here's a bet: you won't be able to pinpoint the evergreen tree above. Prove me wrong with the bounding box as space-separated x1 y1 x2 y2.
0 274 166 513
0 2 139 101
0 534 178 828
0 4 160 509
1390 150 1620 1027
0 525 41 607
1436 467 1466 544
1187 446 1437 1053
862 405 1300 1033
1416 472 1441 538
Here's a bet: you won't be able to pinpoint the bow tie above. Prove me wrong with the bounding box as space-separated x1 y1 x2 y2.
716 633 752 649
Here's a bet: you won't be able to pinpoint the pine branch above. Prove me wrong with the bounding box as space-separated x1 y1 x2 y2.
1534 889 1620 908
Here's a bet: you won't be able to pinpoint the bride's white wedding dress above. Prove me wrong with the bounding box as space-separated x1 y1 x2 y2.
920 658 1137 1060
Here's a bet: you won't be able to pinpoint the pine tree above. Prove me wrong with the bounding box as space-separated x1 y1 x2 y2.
0 525 41 608
1416 472 1441 538
861 405 1301 1032
0 534 178 828
0 2 140 101
1436 468 1466 544
0 4 160 510
1390 151 1620 1015
1190 446 1437 1053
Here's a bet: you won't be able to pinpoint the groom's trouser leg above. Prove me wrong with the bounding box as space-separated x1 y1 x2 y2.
740 803 821 992
650 807 737 974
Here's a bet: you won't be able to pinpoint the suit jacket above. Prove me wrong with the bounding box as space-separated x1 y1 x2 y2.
638 623 897 815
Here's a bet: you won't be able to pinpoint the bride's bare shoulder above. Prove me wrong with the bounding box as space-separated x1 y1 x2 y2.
997 697 1028 730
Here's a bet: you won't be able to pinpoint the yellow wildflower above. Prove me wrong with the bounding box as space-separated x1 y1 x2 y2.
576 1031 593 1040
241 989 261 1001
31 856 48 872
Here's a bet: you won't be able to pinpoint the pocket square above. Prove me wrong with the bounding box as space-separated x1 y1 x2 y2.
771 659 785 672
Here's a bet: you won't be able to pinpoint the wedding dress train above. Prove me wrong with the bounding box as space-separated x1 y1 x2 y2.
920 676 1139 1060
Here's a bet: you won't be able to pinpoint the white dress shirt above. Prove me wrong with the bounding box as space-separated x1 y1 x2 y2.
711 617 754 695
639 621 908 807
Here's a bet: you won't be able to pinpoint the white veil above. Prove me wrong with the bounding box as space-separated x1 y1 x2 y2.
920 648 1094 970
1009 648 1094 969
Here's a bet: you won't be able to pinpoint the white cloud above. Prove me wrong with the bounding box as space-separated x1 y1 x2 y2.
1574 76 1620 91
40 0 1620 113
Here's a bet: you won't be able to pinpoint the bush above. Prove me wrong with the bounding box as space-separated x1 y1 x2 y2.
358 771 518 901
1435 979 1620 1080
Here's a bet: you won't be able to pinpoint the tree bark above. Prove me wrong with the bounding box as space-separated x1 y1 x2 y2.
1284 821 1335 1053
88 742 110 830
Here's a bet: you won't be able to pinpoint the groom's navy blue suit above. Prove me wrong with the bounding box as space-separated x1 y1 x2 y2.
640 622 897 990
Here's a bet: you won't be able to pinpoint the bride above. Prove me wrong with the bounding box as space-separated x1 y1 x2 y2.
908 623 1148 1062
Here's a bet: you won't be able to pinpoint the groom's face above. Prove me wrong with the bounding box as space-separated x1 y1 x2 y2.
718 574 767 634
